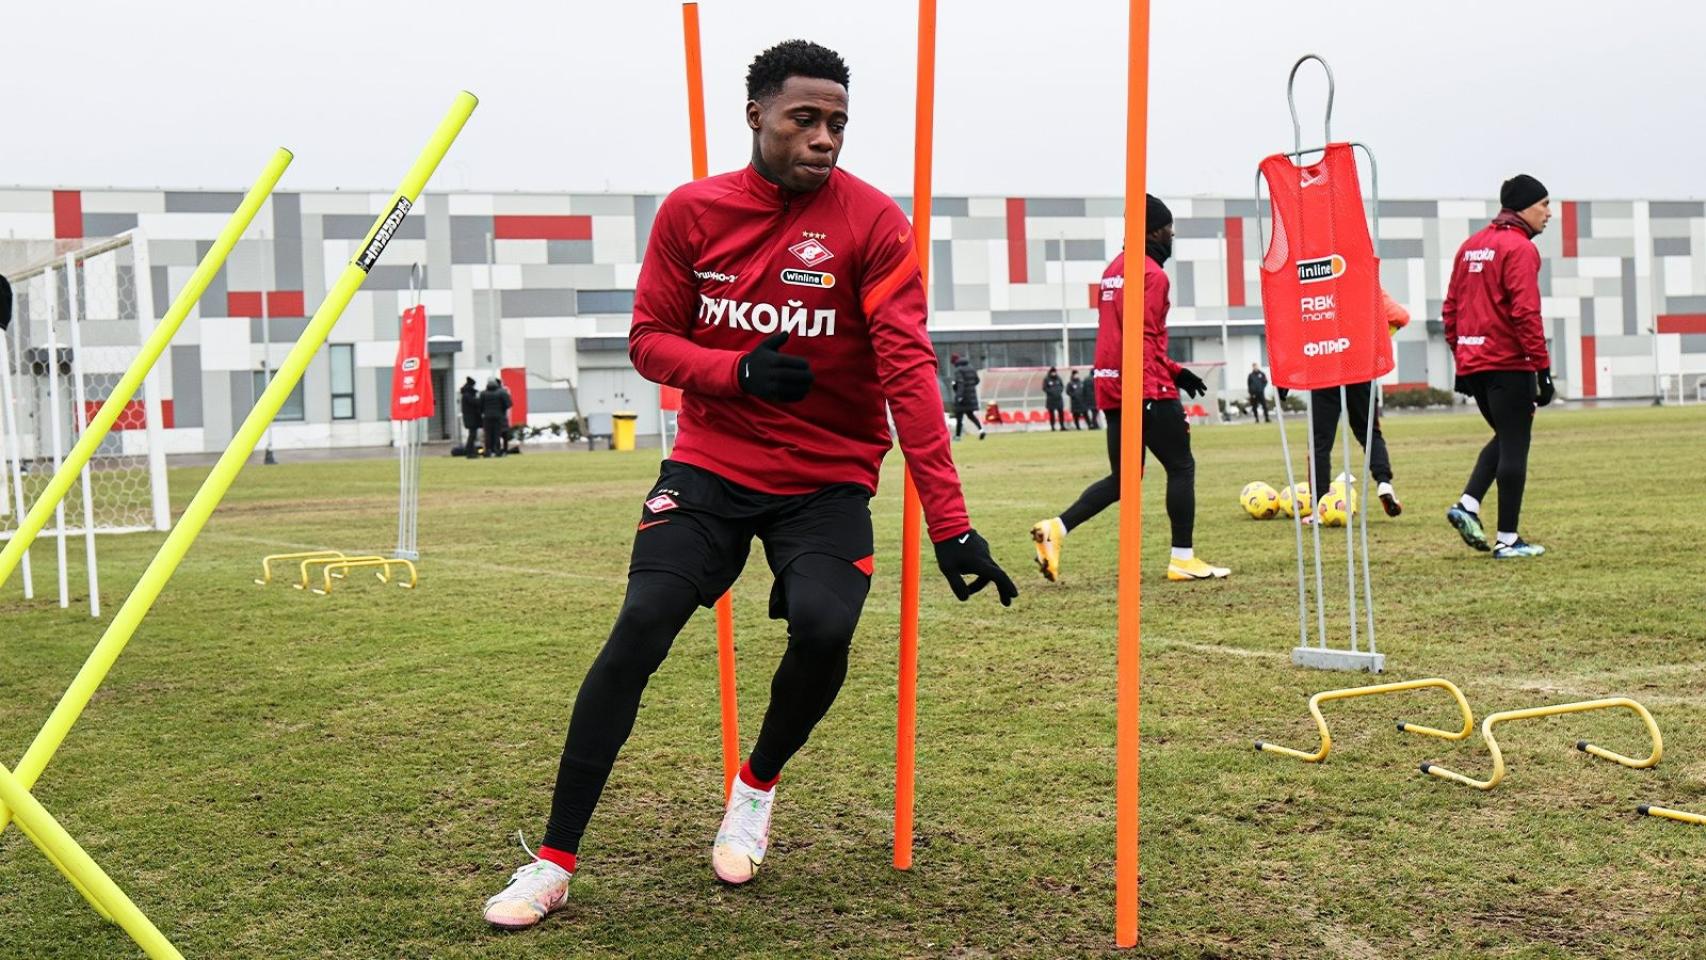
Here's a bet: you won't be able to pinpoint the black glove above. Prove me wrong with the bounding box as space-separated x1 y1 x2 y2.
0 274 12 332
1174 367 1207 398
933 529 1018 607
737 332 813 403
1535 370 1554 407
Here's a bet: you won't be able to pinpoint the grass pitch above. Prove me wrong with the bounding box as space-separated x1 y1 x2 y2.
3 405 1705 959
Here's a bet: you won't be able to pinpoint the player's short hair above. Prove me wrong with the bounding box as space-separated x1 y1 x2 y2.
746 40 851 102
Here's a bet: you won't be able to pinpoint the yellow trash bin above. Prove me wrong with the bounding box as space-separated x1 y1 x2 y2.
612 411 638 451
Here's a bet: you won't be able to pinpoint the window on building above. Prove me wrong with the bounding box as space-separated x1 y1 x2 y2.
1167 337 1194 364
253 369 306 422
330 344 356 420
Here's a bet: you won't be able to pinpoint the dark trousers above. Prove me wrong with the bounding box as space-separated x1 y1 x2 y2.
1071 409 1088 430
1088 409 1102 430
1056 403 1196 548
542 559 869 854
1310 382 1393 487
1248 392 1270 422
1047 403 1065 430
954 410 982 437
1462 370 1537 533
482 416 506 457
463 424 480 457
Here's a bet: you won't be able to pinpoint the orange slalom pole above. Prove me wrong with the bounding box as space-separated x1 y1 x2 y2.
715 592 739 797
895 0 937 872
681 1 739 799
682 3 710 181
1116 0 1152 948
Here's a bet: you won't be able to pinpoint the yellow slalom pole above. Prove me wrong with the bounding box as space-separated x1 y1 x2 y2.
0 765 184 959
0 148 293 591
0 93 477 839
1639 804 1706 826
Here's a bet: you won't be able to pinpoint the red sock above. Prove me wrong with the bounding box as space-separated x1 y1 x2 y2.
536 844 577 874
738 760 779 792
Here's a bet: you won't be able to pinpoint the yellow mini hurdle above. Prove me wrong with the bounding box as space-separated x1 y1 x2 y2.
292 554 385 591
255 550 347 585
1420 697 1662 791
1255 677 1475 763
310 557 418 595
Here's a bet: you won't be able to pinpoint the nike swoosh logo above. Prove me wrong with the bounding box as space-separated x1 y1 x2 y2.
957 534 970 544
899 228 912 245
637 520 670 531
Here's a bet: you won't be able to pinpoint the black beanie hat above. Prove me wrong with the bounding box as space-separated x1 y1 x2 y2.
1500 174 1547 212
1145 194 1173 231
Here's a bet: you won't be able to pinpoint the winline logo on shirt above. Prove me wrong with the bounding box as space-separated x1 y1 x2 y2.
1297 254 1347 284
780 268 836 288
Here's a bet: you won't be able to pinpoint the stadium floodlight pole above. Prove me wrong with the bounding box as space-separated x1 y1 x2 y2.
0 95 476 848
679 1 742 802
1116 0 1151 947
0 149 293 593
894 0 936 873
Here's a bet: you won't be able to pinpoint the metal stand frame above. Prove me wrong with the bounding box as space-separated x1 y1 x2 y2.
395 265 425 561
1257 54 1385 673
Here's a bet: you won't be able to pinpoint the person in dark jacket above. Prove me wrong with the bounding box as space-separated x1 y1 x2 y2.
949 354 984 440
1246 363 1270 423
1041 366 1066 431
479 376 513 458
1442 174 1554 559
460 377 482 458
1066 369 1089 429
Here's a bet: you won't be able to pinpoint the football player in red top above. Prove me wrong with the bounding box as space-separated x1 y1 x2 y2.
1028 195 1231 585
1442 174 1554 559
483 40 1016 931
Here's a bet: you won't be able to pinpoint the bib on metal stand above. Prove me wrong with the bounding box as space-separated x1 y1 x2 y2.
1255 55 1388 673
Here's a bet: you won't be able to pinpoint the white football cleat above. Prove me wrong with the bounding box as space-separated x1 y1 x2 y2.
483 855 573 931
712 778 776 885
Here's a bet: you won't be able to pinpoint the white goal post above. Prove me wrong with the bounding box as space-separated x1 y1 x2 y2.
1 231 172 616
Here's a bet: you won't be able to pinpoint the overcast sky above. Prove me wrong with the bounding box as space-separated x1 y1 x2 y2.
9 0 1702 200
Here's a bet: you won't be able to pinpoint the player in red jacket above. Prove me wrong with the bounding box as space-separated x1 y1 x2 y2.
1442 174 1554 559
483 40 1016 931
1028 195 1230 584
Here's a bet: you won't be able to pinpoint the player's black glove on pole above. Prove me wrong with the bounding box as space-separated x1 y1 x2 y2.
1173 367 1207 398
1534 370 1555 407
738 332 813 403
933 528 1018 606
0 274 12 332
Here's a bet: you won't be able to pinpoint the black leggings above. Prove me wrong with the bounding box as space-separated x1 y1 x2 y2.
1047 405 1065 430
1310 382 1393 486
1056 403 1196 548
954 410 982 437
542 557 870 854
1463 370 1537 533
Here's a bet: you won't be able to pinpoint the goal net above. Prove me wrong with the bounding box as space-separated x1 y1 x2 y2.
973 362 1228 431
2 231 171 610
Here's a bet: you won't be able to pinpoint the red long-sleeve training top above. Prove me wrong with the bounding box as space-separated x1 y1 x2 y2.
629 164 970 542
1092 251 1182 410
1441 211 1550 375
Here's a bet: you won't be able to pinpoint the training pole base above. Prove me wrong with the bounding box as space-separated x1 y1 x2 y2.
1292 646 1385 674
